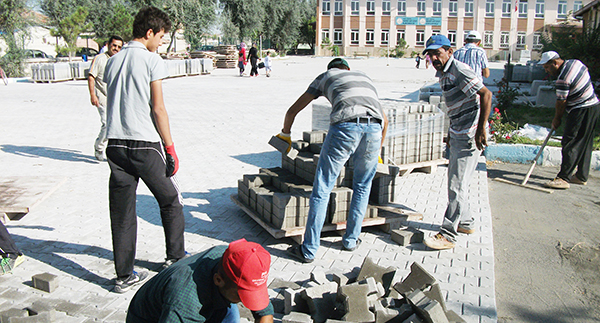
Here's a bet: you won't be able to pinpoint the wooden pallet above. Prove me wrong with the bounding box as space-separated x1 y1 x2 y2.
231 194 422 243
395 158 448 176
0 176 67 223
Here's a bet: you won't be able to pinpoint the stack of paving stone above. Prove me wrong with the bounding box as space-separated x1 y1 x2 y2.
256 257 465 323
311 102 445 165
214 45 238 68
237 130 384 230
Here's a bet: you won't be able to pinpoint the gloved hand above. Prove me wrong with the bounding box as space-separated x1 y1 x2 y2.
165 143 179 177
378 156 383 164
275 132 292 153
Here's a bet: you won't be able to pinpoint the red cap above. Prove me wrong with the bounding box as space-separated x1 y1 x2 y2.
222 239 271 311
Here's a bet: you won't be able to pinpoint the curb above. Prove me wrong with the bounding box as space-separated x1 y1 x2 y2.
484 143 600 170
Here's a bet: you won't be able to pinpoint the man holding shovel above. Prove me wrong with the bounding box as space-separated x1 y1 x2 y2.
539 51 600 189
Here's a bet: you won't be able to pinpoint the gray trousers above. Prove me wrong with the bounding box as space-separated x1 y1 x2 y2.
94 104 108 154
440 136 481 242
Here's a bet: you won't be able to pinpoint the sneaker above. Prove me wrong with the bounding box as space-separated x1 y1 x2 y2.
457 225 475 235
94 150 106 161
161 251 190 271
114 270 149 293
343 238 362 251
570 175 587 185
424 233 456 250
544 177 570 189
287 245 314 264
0 254 25 275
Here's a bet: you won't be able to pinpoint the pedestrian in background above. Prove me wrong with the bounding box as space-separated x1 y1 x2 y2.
539 51 600 189
247 43 260 77
264 51 272 77
453 31 490 82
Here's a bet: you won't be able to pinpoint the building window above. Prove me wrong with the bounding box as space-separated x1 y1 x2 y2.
397 0 406 15
502 0 511 18
322 29 330 43
500 31 510 48
465 0 474 17
433 0 442 16
558 0 567 18
366 29 375 44
416 30 425 46
397 30 405 43
382 1 391 15
367 1 375 15
535 0 544 18
334 0 343 15
382 29 390 45
574 0 583 12
322 0 331 15
432 29 441 35
516 32 526 49
351 0 360 15
484 31 493 48
417 0 426 16
448 30 457 46
351 29 360 45
518 0 527 18
333 29 343 45
533 32 542 49
449 0 458 16
486 0 495 18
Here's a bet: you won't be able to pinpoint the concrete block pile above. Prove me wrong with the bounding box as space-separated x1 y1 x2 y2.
261 258 465 323
311 102 445 166
238 130 387 230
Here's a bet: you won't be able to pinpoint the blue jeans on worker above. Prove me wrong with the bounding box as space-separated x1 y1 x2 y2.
301 119 382 259
222 303 240 323
440 135 481 243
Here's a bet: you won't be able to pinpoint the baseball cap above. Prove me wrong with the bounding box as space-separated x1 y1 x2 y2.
327 58 350 70
465 30 482 41
538 51 560 65
423 35 452 55
222 239 271 311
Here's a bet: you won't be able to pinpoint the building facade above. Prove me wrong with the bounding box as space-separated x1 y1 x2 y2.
574 0 600 29
316 0 592 59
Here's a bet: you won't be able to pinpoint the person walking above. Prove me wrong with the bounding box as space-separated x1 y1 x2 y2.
277 58 388 263
264 51 272 77
103 6 185 293
126 239 274 323
421 35 492 250
453 31 490 82
1 222 25 275
415 55 421 69
539 51 600 189
87 35 124 161
247 43 260 77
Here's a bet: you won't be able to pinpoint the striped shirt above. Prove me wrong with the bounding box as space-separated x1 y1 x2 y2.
437 56 484 139
453 43 489 82
555 59 599 113
306 69 384 124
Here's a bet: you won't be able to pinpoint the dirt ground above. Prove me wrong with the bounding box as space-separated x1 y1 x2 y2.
487 162 600 323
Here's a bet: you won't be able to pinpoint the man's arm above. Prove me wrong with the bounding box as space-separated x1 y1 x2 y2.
380 110 389 148
482 67 490 78
475 86 492 150
282 92 318 134
150 79 174 146
88 75 100 107
552 100 568 130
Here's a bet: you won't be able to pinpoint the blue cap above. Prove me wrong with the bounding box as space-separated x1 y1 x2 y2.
422 35 451 55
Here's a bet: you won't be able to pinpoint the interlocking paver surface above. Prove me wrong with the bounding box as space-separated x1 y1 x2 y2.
0 56 501 322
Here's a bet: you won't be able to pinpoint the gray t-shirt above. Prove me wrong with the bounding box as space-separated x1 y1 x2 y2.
104 41 170 142
306 69 383 124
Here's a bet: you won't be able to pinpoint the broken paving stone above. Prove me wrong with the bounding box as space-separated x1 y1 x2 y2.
338 283 375 323
393 263 436 296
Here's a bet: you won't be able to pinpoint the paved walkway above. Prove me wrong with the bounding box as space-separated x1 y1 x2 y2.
0 56 500 322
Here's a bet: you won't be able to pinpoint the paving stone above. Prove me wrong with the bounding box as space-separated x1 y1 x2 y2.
31 273 59 293
393 263 437 296
9 311 56 323
0 308 28 323
357 257 399 297
374 302 412 323
423 283 446 312
331 272 349 286
283 288 309 315
390 228 424 246
269 136 299 159
405 290 448 323
269 278 302 291
338 283 374 322
310 271 329 285
401 313 424 323
282 311 313 323
300 282 338 323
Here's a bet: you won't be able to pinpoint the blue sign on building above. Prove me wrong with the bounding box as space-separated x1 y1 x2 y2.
395 17 442 26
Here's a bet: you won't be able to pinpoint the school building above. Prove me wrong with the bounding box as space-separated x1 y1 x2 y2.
315 0 593 60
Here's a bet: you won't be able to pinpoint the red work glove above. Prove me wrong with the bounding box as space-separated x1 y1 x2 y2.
165 144 179 177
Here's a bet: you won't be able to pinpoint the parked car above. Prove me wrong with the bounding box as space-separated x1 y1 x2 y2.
23 49 54 59
56 47 99 59
197 45 215 52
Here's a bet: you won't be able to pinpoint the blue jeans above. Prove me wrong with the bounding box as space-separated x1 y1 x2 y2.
222 303 240 323
301 120 382 259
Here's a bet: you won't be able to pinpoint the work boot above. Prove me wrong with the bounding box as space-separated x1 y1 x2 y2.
424 233 456 250
457 225 475 234
544 177 570 189
569 175 587 186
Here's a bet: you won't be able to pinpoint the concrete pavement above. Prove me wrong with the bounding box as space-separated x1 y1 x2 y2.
0 56 499 322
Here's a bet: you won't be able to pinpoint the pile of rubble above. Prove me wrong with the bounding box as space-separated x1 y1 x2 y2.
246 257 465 323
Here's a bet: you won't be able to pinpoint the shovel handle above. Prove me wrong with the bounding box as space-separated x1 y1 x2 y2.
521 129 554 185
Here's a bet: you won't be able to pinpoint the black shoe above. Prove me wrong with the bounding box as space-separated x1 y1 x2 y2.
343 238 362 251
161 251 190 271
114 270 149 293
287 245 314 263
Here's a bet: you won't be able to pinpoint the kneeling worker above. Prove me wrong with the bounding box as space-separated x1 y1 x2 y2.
126 239 273 323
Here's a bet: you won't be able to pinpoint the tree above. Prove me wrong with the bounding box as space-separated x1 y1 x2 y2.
87 1 136 43
0 0 31 76
50 6 92 59
262 0 302 52
221 0 265 40
297 0 316 50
